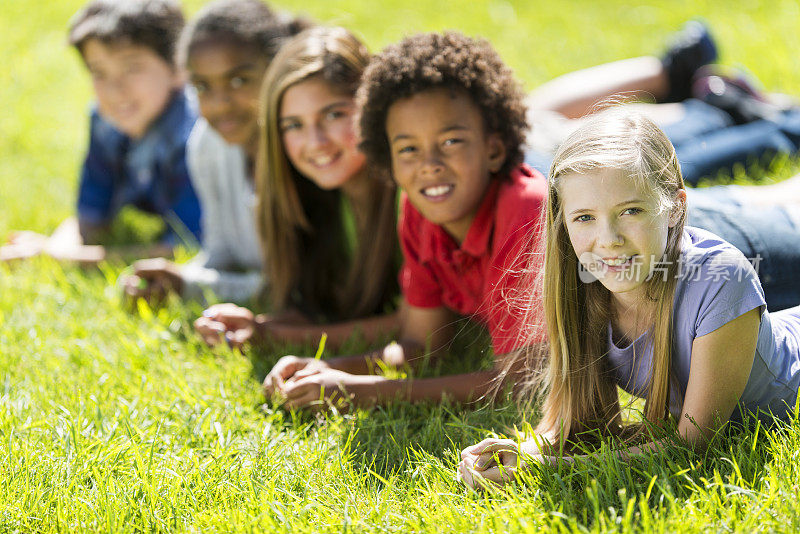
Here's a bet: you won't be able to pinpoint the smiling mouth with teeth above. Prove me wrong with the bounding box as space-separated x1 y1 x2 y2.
311 154 337 166
421 184 454 197
602 257 632 266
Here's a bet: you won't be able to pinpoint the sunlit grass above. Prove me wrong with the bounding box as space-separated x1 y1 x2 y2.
4 0 800 531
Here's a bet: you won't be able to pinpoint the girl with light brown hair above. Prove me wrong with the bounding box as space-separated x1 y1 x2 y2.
195 26 399 350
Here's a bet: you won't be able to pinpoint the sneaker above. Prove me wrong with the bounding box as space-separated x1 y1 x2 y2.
661 20 718 103
693 64 767 100
693 68 780 124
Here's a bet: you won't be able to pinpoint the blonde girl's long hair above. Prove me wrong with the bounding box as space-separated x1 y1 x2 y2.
256 27 398 320
532 109 687 442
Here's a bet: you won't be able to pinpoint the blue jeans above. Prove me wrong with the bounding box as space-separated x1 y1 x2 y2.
670 103 800 185
687 187 800 311
526 101 800 186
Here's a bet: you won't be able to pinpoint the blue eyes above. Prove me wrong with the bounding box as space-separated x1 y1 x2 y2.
572 207 643 223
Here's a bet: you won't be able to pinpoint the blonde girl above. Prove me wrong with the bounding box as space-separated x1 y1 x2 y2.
195 27 399 349
459 109 800 488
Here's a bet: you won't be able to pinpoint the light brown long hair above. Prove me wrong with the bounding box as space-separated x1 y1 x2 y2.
529 109 687 443
256 27 398 320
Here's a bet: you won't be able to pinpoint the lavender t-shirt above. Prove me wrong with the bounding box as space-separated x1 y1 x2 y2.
606 227 800 422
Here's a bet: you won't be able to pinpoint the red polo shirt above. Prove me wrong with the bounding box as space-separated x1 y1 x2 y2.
398 164 547 354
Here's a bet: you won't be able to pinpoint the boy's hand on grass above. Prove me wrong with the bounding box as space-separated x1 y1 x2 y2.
6 230 48 248
1 242 41 262
1 231 48 262
122 257 183 303
262 355 331 396
278 368 384 410
194 303 255 348
2 228 105 266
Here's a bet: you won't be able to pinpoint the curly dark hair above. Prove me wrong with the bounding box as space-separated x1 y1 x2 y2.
177 0 312 67
357 31 528 178
68 0 185 65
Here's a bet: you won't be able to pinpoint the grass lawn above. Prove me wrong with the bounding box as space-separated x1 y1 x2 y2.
3 0 800 531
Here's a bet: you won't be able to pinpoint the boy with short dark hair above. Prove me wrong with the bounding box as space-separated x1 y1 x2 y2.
2 0 200 264
260 31 547 409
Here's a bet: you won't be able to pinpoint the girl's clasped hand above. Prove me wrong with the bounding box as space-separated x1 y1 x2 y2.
458 437 559 489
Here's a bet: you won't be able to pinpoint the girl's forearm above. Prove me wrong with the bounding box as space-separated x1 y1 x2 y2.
541 438 671 466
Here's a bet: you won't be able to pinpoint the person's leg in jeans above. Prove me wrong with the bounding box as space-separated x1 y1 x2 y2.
526 99 776 182
676 117 797 185
687 188 800 310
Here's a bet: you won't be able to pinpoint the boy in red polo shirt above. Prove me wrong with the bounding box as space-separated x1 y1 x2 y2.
263 32 547 408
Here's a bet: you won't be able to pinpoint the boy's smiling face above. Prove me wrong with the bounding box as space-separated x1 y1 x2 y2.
386 88 506 243
83 39 182 139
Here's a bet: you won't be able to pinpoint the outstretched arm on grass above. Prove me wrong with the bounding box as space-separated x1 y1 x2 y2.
194 303 402 350
458 309 761 490
262 302 533 409
2 217 105 264
3 216 173 266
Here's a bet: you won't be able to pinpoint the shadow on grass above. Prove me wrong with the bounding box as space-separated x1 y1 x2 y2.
325 318 533 477
520 420 774 528
341 396 528 478
241 317 526 476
